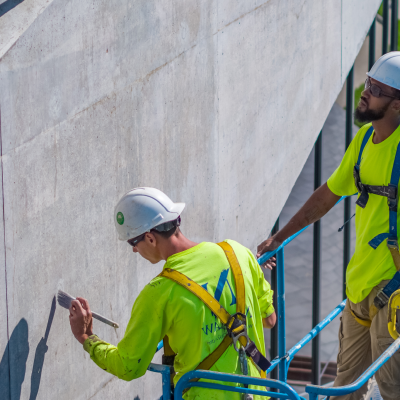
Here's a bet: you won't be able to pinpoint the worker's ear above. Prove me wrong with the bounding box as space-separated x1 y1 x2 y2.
144 232 157 247
391 99 400 113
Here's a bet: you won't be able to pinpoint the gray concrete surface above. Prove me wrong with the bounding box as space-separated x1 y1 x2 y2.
0 0 53 57
337 21 382 108
0 1 381 399
341 0 382 82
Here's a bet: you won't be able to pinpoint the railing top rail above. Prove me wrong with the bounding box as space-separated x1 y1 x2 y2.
156 340 163 352
306 337 400 396
286 300 346 361
174 370 303 400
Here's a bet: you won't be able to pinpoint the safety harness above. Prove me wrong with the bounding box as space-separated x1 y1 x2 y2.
160 242 270 396
352 126 400 324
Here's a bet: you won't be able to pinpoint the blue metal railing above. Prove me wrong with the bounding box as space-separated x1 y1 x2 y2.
174 370 303 400
306 337 400 400
263 300 347 380
148 363 172 400
147 195 399 399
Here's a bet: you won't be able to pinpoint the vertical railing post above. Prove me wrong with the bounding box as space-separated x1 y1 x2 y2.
369 18 376 70
343 66 354 300
312 133 322 385
383 0 389 55
391 0 399 51
162 367 172 400
270 219 279 384
276 247 287 383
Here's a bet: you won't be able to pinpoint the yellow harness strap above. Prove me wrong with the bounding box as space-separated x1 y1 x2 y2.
389 247 400 272
218 241 246 315
350 309 372 328
369 304 379 321
159 242 267 390
159 268 233 324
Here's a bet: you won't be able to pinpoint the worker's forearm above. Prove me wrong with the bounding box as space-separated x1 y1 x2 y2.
263 312 276 329
83 335 145 381
275 183 340 244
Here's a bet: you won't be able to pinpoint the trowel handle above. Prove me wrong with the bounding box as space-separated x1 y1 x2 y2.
92 311 119 328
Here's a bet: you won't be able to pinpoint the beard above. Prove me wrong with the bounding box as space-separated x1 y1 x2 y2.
354 100 392 123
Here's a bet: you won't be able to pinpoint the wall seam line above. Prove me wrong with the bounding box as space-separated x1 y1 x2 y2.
0 105 10 395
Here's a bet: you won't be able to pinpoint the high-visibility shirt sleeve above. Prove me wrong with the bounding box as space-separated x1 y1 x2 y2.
257 273 275 318
83 290 164 381
247 248 274 318
327 126 368 197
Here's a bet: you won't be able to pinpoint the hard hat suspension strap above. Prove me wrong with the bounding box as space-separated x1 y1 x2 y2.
153 216 181 233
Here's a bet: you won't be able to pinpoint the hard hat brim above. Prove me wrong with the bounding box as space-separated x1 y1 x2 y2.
170 202 185 215
151 203 185 229
367 51 400 91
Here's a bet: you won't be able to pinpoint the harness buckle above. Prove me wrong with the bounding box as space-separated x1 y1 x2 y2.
374 289 390 310
388 184 398 211
353 166 363 193
387 238 399 251
226 313 251 352
388 184 397 199
356 186 369 208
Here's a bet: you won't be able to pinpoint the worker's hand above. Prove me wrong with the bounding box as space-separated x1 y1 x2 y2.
69 297 93 344
263 312 277 329
256 236 282 269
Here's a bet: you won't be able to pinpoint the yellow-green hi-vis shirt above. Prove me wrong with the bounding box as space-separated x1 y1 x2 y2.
83 240 274 399
327 123 400 304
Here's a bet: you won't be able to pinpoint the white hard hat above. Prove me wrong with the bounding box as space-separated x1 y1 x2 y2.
114 187 185 241
368 51 400 90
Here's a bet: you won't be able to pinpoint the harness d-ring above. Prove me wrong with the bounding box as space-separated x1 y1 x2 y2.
232 325 251 353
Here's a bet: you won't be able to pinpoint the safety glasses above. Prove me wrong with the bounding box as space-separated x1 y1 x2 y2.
127 232 147 247
364 77 399 99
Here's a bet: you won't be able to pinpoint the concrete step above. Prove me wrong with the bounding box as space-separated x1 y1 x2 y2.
287 355 337 386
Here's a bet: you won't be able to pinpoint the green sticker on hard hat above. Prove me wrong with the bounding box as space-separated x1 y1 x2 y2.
116 212 124 225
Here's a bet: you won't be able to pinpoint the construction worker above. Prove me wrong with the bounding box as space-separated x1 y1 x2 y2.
257 52 400 400
69 187 276 399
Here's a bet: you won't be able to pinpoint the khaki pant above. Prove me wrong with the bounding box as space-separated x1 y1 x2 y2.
332 280 400 400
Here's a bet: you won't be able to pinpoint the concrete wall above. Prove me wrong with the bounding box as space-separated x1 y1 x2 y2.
0 0 54 58
0 0 381 399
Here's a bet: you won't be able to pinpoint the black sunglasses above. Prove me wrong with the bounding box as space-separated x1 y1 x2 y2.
127 232 147 247
364 77 399 99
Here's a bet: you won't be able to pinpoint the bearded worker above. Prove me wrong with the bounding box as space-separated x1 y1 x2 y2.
68 187 276 399
258 52 400 400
